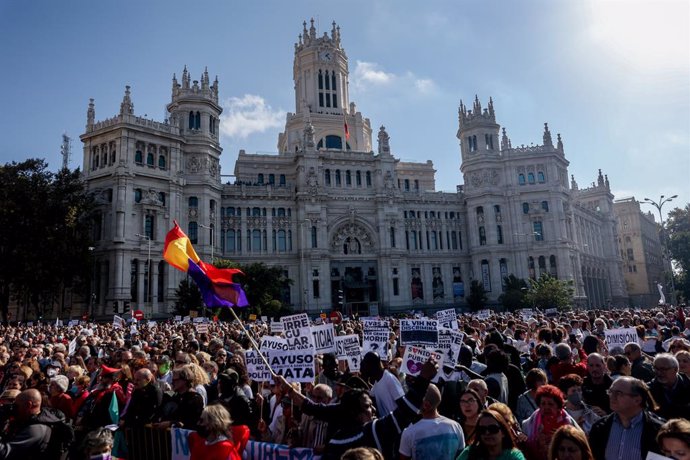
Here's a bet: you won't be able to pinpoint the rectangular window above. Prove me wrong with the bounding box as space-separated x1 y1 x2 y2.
406 231 410 250
390 227 396 248
393 278 399 296
313 280 320 299
479 226 486 245
451 231 458 250
497 225 503 244
356 171 362 186
533 221 544 241
311 226 318 248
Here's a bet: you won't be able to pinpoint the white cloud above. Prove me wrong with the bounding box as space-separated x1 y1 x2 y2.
352 61 437 96
220 94 286 139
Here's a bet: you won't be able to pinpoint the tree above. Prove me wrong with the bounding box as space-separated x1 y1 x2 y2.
523 274 574 310
498 275 528 311
0 160 95 322
667 203 690 303
466 280 488 311
173 279 203 315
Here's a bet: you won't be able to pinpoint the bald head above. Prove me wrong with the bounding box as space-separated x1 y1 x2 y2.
16 389 41 419
423 383 442 411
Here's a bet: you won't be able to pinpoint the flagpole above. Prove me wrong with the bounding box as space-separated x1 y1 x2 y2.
227 307 276 377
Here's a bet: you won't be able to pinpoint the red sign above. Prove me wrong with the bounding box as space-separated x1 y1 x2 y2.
329 311 342 325
133 310 144 321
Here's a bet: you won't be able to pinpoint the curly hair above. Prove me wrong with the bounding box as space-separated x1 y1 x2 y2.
536 384 565 409
557 374 583 395
199 403 233 440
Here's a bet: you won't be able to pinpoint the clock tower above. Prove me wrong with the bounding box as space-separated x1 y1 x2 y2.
278 19 371 153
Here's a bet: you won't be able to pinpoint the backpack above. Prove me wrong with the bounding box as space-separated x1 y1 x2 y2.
29 408 75 460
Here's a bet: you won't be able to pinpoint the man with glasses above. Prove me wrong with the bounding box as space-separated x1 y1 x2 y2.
624 342 655 382
648 353 690 419
588 376 664 460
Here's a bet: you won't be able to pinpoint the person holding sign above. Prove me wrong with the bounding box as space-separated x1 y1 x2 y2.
360 351 404 417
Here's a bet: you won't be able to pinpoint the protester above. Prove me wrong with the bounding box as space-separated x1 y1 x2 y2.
648 353 690 420
547 425 594 460
360 351 405 416
522 385 579 460
516 369 547 424
657 418 690 460
457 388 484 444
456 409 526 460
556 374 600 434
81 427 114 460
188 403 249 460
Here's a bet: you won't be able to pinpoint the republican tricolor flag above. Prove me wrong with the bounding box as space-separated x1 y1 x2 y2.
343 113 350 141
163 221 249 307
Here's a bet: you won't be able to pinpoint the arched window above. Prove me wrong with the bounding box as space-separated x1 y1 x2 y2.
252 229 262 252
135 150 143 164
277 208 286 217
481 259 491 291
345 170 351 186
528 256 536 279
268 174 275 185
541 201 549 212
146 152 154 166
134 189 142 203
188 197 198 208
188 112 194 129
158 155 166 169
528 172 535 184
94 153 100 169
311 226 317 248
479 227 486 245
195 111 201 130
538 256 547 275
252 207 261 217
500 259 508 290
335 170 341 186
158 192 166 206
404 179 410 191
523 202 529 214
550 255 558 277
188 222 198 244
325 169 331 186
356 171 362 186
101 151 107 168
366 171 372 186
110 150 116 165
325 135 342 149
257 174 264 184
518 174 526 185
537 171 546 183
279 174 286 186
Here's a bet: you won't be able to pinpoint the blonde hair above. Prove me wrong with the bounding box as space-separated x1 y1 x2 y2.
188 363 210 386
199 404 233 439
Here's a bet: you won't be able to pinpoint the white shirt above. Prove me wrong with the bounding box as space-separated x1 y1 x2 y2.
371 369 405 416
399 415 465 460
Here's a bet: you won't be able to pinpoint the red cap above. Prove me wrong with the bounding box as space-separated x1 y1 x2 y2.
100 365 120 376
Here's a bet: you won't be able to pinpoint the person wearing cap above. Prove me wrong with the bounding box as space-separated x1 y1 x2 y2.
360 351 404 417
217 368 252 427
75 365 125 431
48 375 73 420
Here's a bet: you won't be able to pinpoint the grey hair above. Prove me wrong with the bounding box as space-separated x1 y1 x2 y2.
654 353 679 370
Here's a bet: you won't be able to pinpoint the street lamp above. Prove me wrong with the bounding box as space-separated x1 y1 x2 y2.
642 194 678 304
198 223 214 262
88 246 95 318
135 233 152 314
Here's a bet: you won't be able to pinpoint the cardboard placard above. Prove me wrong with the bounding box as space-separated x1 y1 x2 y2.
436 308 459 330
401 346 443 376
310 323 336 354
399 319 439 346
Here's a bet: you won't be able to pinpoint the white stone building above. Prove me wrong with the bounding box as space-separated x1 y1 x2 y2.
79 19 627 317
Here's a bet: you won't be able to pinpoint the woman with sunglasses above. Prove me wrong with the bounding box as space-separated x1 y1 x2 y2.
456 409 526 460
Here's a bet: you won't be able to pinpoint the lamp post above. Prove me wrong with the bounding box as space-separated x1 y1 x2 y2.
135 233 152 315
88 246 95 318
198 223 214 262
642 195 678 304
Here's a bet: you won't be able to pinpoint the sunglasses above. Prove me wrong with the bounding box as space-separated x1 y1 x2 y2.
477 424 502 435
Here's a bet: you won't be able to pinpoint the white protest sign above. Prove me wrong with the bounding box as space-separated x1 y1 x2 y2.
193 317 206 323
436 328 465 365
605 327 639 351
335 334 362 371
195 323 209 334
174 315 182 322
245 350 273 382
147 321 157 328
68 338 77 356
399 319 439 346
261 316 268 322
401 346 443 376
281 313 314 350
362 319 390 356
113 315 125 329
68 320 79 327
182 316 191 324
436 308 459 330
264 349 316 383
260 335 290 352
520 309 534 321
170 427 192 460
270 320 283 334
130 324 138 335
545 308 558 317
310 323 336 354
476 309 491 320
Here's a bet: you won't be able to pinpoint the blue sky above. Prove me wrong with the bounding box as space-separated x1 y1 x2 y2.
1 0 688 219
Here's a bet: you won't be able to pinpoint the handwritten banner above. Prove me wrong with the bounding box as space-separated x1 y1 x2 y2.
436 308 459 330
605 327 639 350
246 350 273 382
400 319 439 346
401 346 443 376
281 313 314 350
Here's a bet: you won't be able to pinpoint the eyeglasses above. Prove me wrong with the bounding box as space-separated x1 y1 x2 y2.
654 366 675 372
460 399 478 405
477 425 501 435
607 389 636 398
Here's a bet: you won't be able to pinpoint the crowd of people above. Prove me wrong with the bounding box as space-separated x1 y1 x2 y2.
0 304 689 460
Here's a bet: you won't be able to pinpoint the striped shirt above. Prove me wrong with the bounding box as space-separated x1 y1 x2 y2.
605 411 645 460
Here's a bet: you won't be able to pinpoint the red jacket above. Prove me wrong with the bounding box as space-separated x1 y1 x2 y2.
549 348 588 383
188 425 249 460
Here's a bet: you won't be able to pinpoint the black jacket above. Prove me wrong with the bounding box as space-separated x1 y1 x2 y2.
157 391 204 431
648 373 690 420
219 387 253 427
0 408 63 460
122 383 163 427
588 410 664 460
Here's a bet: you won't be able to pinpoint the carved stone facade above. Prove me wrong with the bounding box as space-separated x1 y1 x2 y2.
80 20 627 316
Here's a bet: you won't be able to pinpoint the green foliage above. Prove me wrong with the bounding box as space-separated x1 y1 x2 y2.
466 280 488 311
173 279 203 315
523 274 574 310
498 275 528 311
667 204 690 303
0 159 95 322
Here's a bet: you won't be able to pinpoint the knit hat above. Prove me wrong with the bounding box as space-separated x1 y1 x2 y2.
51 375 69 393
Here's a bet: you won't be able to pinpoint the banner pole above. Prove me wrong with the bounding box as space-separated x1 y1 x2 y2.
228 307 276 377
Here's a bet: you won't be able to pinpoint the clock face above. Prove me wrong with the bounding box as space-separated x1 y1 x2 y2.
320 51 332 62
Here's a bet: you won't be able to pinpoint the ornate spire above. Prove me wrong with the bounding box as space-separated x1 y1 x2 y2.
302 20 308 41
378 126 391 155
543 122 553 147
571 174 579 191
501 127 511 150
309 18 316 39
87 98 95 126
557 133 563 152
335 25 341 45
182 65 190 89
488 97 495 119
597 169 605 186
119 86 133 115
604 174 610 190
473 94 481 115
202 67 209 90
331 21 337 40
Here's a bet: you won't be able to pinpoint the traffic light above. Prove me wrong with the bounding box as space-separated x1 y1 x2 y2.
123 301 131 315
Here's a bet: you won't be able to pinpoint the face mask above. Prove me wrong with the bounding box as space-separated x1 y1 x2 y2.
567 392 582 406
69 385 78 395
46 368 57 377
90 454 111 460
261 389 272 398
158 363 169 375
